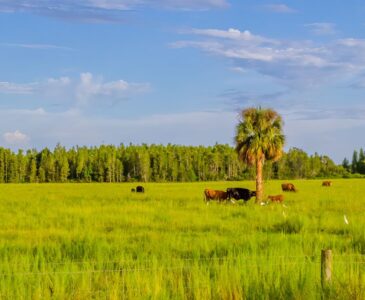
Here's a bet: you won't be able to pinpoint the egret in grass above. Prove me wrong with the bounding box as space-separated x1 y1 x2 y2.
344 214 349 225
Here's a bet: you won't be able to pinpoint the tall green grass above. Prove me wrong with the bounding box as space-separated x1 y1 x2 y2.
0 180 364 299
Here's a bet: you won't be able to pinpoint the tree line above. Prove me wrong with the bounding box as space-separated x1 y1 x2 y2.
0 143 362 183
342 148 365 175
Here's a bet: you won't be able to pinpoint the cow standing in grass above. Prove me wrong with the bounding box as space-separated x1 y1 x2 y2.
204 189 228 203
322 181 332 187
226 188 256 203
136 186 145 193
281 183 297 192
268 194 284 203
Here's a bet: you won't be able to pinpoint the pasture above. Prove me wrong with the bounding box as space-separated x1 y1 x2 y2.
0 180 364 299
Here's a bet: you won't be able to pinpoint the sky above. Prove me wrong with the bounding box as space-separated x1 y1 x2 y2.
1 0 365 162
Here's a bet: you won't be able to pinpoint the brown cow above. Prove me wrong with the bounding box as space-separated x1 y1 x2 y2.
204 189 228 203
322 181 332 187
281 183 297 192
268 194 284 203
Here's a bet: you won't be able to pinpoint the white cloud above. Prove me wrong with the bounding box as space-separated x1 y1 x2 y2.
78 72 130 95
229 66 246 73
84 0 229 10
1 43 73 50
76 72 149 105
87 0 133 10
3 130 30 145
337 38 365 47
305 23 337 36
47 77 72 86
189 28 276 44
149 0 228 10
4 108 47 116
261 4 296 13
0 73 149 105
0 0 229 22
171 39 275 62
0 81 37 94
173 27 365 87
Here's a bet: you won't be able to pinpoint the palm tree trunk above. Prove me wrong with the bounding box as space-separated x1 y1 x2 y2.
255 158 263 203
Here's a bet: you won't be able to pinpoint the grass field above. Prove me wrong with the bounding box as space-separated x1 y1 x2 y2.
0 180 364 299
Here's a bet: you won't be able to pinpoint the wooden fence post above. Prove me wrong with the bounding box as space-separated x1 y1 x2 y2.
321 249 332 288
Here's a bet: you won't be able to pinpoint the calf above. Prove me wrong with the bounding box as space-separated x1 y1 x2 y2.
268 194 284 203
322 181 332 187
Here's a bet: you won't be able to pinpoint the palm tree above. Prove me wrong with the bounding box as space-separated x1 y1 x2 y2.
235 107 285 203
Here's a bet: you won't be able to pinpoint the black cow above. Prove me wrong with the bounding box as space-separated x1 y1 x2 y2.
226 188 256 202
136 185 145 193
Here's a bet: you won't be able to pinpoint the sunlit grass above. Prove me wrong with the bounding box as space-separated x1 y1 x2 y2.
0 180 364 299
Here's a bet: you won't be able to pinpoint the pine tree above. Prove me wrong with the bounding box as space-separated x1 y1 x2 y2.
351 150 358 173
342 158 350 172
357 148 365 174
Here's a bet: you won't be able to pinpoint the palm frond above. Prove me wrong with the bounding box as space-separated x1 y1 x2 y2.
234 107 285 164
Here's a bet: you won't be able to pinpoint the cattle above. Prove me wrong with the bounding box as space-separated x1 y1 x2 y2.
131 188 136 192
281 183 297 192
136 186 145 193
226 188 256 202
204 189 228 203
322 181 332 187
268 194 284 203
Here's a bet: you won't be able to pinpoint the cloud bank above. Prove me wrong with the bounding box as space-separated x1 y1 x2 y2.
173 27 365 88
0 73 149 106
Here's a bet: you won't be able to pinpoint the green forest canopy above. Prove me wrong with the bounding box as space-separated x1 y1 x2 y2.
0 144 363 183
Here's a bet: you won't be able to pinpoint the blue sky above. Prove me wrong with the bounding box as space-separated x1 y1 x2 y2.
1 0 365 162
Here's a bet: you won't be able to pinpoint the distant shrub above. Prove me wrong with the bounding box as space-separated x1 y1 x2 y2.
342 173 365 179
352 231 365 254
272 218 303 234
324 227 350 236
